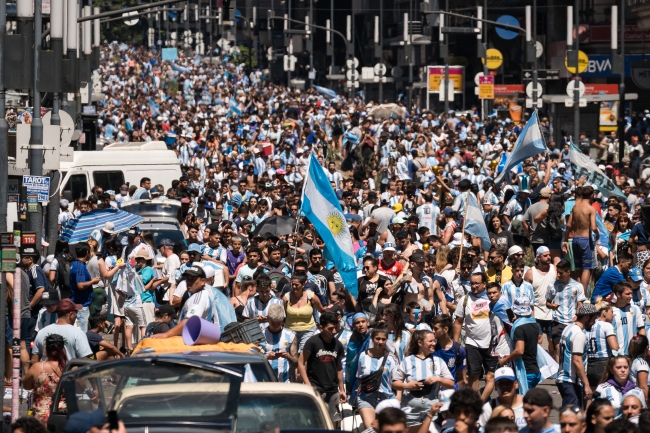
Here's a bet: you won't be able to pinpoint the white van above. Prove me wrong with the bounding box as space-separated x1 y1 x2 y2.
60 141 182 202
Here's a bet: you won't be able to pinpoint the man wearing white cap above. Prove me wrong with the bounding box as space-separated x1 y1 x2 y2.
524 247 557 360
57 199 74 233
478 366 525 428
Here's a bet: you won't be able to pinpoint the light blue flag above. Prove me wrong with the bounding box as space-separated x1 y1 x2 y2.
569 140 626 199
494 111 547 184
314 85 338 99
229 97 242 117
300 154 359 297
464 194 492 251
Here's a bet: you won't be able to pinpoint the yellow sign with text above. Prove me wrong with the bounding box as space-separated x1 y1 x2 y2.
564 50 589 74
478 76 494 99
482 49 503 70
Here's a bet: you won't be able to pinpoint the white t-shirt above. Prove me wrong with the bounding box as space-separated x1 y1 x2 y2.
32 324 93 360
454 293 491 348
162 254 181 286
174 281 187 300
180 289 214 321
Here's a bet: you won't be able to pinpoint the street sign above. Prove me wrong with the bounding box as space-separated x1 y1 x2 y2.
564 50 589 74
536 41 544 58
345 57 359 69
526 82 543 98
565 98 588 107
374 63 387 76
21 232 36 246
495 15 519 40
122 11 139 26
391 66 403 78
526 99 544 108
566 80 586 97
522 69 560 81
1 247 16 272
478 76 494 99
346 81 360 88
438 80 455 101
474 72 485 86
346 69 360 81
27 195 38 213
22 175 50 203
483 49 503 70
7 179 17 195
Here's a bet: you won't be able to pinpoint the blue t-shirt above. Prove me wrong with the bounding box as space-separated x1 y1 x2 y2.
631 222 649 246
27 265 49 317
591 266 626 302
432 340 466 384
70 261 94 307
137 267 156 303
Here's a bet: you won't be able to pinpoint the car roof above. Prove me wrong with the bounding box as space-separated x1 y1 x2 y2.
114 382 319 399
132 351 268 364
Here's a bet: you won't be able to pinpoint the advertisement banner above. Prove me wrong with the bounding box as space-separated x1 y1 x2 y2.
428 66 464 92
599 101 619 132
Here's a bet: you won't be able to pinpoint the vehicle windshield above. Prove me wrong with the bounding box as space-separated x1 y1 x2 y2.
117 229 184 248
237 394 328 433
56 359 240 426
121 201 180 218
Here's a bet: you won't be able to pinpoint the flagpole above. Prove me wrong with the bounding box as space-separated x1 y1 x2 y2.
457 191 472 270
292 157 312 274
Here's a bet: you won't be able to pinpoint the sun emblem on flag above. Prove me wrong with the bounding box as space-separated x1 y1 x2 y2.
327 212 346 237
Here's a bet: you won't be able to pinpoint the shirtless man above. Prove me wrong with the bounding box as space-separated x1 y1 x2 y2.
525 247 557 360
563 186 597 292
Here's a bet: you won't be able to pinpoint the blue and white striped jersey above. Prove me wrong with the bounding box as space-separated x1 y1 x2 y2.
179 289 215 323
634 282 650 309
388 330 412 362
556 323 587 384
242 295 283 320
546 279 586 325
356 351 399 398
337 328 353 383
201 244 227 262
631 357 650 387
595 382 646 415
405 323 433 332
587 320 616 359
396 355 453 399
501 280 536 306
612 304 645 355
261 327 296 383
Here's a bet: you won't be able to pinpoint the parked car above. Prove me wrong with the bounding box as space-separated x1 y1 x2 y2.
47 355 331 433
119 199 185 249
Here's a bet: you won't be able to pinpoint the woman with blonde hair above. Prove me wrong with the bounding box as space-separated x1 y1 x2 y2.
490 406 515 421
586 298 619 387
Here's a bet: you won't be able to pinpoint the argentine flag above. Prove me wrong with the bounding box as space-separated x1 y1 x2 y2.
300 154 359 297
229 97 242 117
494 111 546 184
464 194 492 251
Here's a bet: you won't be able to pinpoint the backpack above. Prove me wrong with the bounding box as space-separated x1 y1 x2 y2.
55 253 75 299
547 214 564 241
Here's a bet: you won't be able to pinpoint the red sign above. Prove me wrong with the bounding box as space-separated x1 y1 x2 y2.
21 233 36 245
584 84 618 95
494 84 524 95
590 25 650 43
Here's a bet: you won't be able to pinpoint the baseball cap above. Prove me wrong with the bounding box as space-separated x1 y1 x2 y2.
536 246 550 256
558 162 566 169
159 238 175 247
494 366 516 382
392 216 407 224
183 265 206 278
60 199 69 208
410 252 426 263
56 299 83 314
203 266 216 279
383 242 397 252
158 304 178 320
629 267 643 282
508 246 524 256
577 303 598 317
512 296 532 317
540 187 552 198
102 221 115 234
443 208 456 217
20 245 38 257
524 388 553 408
127 226 140 237
120 184 129 193
40 289 61 306
187 243 202 253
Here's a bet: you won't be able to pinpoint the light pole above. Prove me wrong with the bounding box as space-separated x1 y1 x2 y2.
617 0 626 165
0 0 7 233
29 0 44 247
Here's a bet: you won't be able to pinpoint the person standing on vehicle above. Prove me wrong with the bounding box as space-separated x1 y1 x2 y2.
151 239 180 305
298 312 346 422
133 177 152 200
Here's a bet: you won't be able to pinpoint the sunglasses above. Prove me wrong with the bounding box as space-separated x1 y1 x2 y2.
461 266 472 270
363 266 371 270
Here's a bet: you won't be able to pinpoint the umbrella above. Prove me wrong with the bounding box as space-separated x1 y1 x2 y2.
314 85 338 99
368 103 406 119
61 208 144 244
252 216 297 237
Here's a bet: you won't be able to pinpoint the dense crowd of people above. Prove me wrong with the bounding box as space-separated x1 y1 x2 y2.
10 41 650 433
